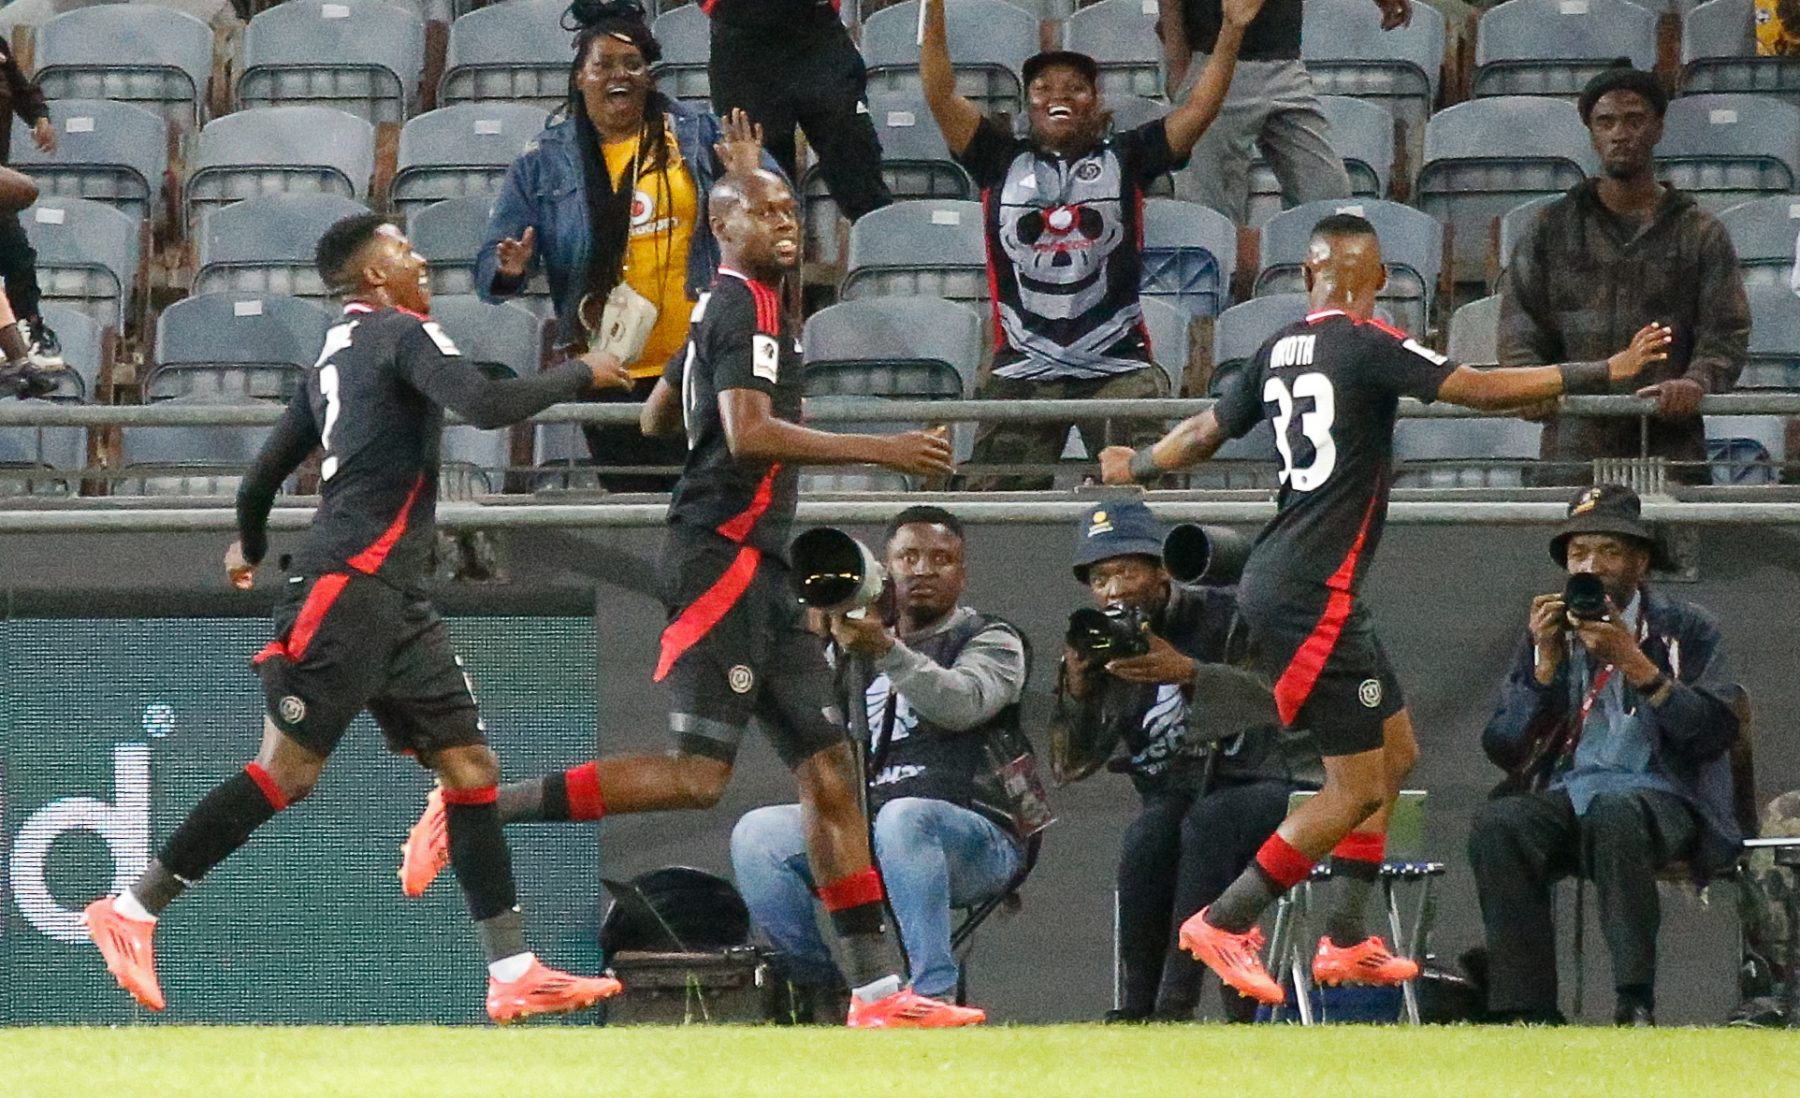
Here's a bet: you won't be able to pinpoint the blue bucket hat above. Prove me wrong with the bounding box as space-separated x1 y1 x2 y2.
1072 499 1164 583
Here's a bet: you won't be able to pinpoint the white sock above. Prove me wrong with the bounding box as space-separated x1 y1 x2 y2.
852 974 902 1003
113 892 155 923
487 951 534 983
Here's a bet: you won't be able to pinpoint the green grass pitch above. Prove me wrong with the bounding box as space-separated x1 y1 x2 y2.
4 1025 1797 1097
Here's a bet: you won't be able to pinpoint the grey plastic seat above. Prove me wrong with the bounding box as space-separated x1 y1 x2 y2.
393 104 550 220
1496 192 1561 278
120 400 279 498
1472 0 1657 101
1302 0 1445 171
1246 95 1394 229
1208 293 1309 410
862 0 1038 115
1393 418 1542 488
1418 97 1596 283
1656 94 1800 214
148 293 334 403
1705 413 1786 484
442 0 575 111
1741 282 1800 389
651 5 712 107
1106 97 1175 196
193 192 370 303
430 295 546 379
841 200 988 308
239 0 426 124
1718 196 1800 289
23 197 140 329
34 302 106 403
187 107 375 229
1138 297 1190 395
1065 0 1164 101
34 6 214 131
803 297 983 399
8 100 168 224
1446 294 1500 365
441 423 512 496
1254 198 1442 338
1185 419 1282 489
0 400 84 497
408 195 553 312
1683 0 1800 107
802 93 976 263
1141 197 1238 320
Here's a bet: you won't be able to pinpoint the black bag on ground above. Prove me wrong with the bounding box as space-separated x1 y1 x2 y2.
599 866 781 1024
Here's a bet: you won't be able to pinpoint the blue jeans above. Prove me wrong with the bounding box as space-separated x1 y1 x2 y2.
730 797 1021 998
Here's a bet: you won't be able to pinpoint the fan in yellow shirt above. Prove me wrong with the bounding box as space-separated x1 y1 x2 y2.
600 128 698 381
1757 0 1800 56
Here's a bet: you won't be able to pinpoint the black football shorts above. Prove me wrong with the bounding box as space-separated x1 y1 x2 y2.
255 571 484 759
1241 586 1404 758
652 530 845 770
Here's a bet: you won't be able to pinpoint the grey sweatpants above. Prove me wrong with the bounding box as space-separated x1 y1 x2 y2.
1172 55 1351 225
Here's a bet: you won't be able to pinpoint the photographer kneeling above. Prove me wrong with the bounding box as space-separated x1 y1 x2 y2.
1053 500 1319 1021
1470 485 1743 1026
731 507 1033 1020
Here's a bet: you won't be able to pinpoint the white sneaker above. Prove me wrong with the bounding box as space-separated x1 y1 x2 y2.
19 317 63 369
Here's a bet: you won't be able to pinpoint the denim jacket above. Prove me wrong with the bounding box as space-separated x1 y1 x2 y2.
476 98 780 350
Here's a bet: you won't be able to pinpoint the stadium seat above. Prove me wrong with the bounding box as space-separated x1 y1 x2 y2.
1705 413 1787 484
1471 0 1658 101
840 200 988 308
441 0 574 111
1301 0 1445 170
33 6 214 132
1417 97 1596 283
1185 419 1282 489
34 302 106 403
651 5 712 107
861 0 1038 115
1741 282 1800 389
0 400 84 497
409 195 553 312
1211 293 1309 380
186 107 376 230
147 293 334 403
1065 0 1164 101
392 104 550 221
1393 418 1542 488
1246 95 1394 229
120 399 276 497
7 100 168 225
430 295 547 379
1140 197 1238 320
1446 294 1500 365
1717 196 1800 290
1683 0 1800 108
1138 296 1191 395
238 0 427 124
441 423 513 496
22 197 140 330
1106 97 1176 196
1496 192 1560 278
1254 198 1442 338
1655 94 1800 214
193 192 371 303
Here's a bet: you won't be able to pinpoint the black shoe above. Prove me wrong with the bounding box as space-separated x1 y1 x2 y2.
1614 1000 1655 1027
0 362 55 400
1103 1008 1152 1024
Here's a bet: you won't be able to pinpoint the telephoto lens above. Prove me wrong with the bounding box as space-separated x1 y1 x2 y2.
1563 573 1610 621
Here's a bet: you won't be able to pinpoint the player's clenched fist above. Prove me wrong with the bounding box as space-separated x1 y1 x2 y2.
1098 444 1138 485
494 226 537 281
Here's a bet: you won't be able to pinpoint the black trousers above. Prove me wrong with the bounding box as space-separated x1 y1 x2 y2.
1468 786 1700 1014
1116 779 1293 1019
0 210 42 321
581 375 687 492
708 23 892 222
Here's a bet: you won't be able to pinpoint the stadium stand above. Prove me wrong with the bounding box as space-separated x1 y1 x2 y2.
146 293 335 403
392 103 551 221
430 294 546 380
1682 0 1800 107
6 100 168 226
1138 296 1191 395
193 192 372 303
238 0 427 124
650 4 712 108
441 0 576 111
441 422 514 496
1140 196 1238 321
33 302 106 404
409 194 553 312
22 197 139 331
1300 0 1445 170
1209 292 1309 394
1064 0 1164 102
1717 196 1800 290
1705 413 1787 484
1254 198 1442 338
118 397 274 497
1655 94 1800 214
1471 0 1658 101
1394 417 1542 487
840 200 988 309
861 0 1039 115
1245 95 1394 229
186 107 376 229
1446 293 1501 365
1496 193 1560 279
32 5 215 132
1741 281 1800 389
0 400 83 496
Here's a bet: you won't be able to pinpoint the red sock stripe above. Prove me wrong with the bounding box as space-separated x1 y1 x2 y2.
817 868 885 912
1332 829 1387 864
441 785 499 806
1254 833 1316 891
564 762 605 821
244 762 289 811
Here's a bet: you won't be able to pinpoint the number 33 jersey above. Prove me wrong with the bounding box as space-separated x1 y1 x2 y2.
1215 309 1456 599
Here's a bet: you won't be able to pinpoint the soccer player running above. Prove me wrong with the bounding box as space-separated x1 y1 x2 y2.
402 169 979 1027
82 214 631 1023
1100 213 1672 1005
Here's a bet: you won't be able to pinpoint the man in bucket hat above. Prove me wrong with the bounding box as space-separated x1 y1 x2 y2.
1469 484 1745 1025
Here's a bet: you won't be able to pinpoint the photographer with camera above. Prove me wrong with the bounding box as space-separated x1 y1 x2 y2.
1052 500 1319 1021
731 507 1033 1022
1470 484 1744 1026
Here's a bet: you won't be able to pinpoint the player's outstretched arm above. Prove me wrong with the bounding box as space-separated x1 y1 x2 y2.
719 388 954 477
1437 322 1672 411
404 324 616 430
1098 408 1230 484
1161 0 1266 158
230 392 321 589
920 0 982 156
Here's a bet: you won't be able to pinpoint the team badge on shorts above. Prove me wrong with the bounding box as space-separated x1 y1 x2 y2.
728 665 755 694
278 695 307 724
1358 679 1383 709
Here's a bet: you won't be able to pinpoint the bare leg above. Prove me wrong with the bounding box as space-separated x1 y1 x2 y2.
795 741 873 883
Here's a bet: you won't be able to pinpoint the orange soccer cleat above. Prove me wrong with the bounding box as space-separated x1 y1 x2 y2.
485 957 622 1024
1312 936 1421 987
82 898 166 1011
846 988 987 1028
1178 906 1284 1006
399 787 450 898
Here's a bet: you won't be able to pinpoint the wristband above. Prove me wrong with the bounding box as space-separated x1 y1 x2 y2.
1128 446 1162 483
1558 360 1611 395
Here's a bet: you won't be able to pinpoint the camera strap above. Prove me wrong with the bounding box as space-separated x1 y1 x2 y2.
1563 611 1650 759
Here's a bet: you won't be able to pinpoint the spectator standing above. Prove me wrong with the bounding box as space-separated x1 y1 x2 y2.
705 0 891 223
1499 65 1749 486
0 32 60 366
1470 484 1744 1026
920 0 1262 490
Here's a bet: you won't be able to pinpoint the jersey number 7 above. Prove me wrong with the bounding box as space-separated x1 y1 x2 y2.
1265 372 1336 491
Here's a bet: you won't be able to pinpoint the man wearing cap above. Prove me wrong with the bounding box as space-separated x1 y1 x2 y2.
1053 499 1319 1021
918 0 1264 490
1500 64 1749 486
1470 484 1744 1026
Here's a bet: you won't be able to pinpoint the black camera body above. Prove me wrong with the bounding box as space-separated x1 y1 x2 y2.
1066 603 1152 662
1564 573 1611 622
